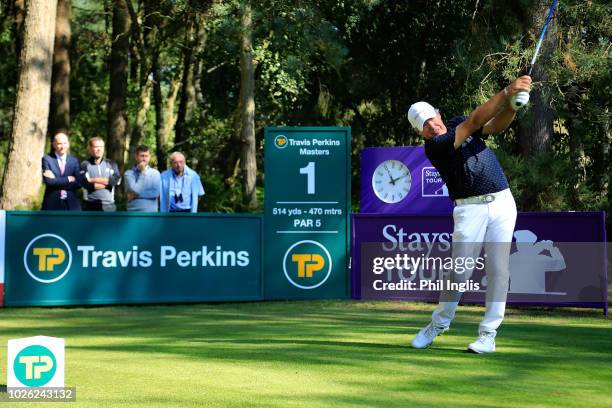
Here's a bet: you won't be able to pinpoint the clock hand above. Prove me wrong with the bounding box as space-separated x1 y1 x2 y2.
391 173 410 183
383 164 395 185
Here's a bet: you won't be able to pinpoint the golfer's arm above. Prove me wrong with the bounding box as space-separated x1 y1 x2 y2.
453 89 507 149
482 105 516 135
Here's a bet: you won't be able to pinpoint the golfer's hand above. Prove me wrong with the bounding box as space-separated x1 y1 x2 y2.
507 76 532 95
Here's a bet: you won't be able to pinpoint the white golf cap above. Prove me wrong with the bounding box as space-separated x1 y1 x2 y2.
407 101 437 131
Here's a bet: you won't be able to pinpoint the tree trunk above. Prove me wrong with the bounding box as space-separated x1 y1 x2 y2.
128 76 153 158
125 0 154 160
239 0 257 210
175 10 207 149
161 75 182 147
563 81 588 207
152 45 167 170
48 0 70 138
150 22 182 170
193 15 207 107
107 0 130 172
517 84 555 156
517 0 557 157
565 114 586 207
174 20 196 148
13 0 25 61
600 108 610 200
0 0 58 210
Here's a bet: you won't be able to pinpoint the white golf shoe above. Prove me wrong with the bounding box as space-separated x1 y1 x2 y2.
411 322 448 349
467 331 496 354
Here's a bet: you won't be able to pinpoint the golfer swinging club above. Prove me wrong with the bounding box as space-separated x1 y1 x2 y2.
408 75 532 353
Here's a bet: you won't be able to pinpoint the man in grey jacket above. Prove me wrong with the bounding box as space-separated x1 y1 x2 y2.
80 137 121 211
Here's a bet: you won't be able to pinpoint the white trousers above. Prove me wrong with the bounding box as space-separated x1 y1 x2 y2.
431 189 517 333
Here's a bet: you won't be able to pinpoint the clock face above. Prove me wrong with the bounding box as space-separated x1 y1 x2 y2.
372 160 412 203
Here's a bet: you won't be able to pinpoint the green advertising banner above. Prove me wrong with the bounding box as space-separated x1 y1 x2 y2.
264 127 351 299
3 212 262 306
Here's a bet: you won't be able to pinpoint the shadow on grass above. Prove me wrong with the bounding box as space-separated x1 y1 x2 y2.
1 301 610 407
1 301 609 361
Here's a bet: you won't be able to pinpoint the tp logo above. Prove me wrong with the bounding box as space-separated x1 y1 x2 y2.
7 336 65 388
274 135 288 149
23 234 72 283
283 240 332 289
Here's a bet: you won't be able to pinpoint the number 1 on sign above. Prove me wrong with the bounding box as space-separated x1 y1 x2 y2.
300 162 315 194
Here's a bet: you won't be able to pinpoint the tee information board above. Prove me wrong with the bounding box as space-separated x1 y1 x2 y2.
264 127 351 299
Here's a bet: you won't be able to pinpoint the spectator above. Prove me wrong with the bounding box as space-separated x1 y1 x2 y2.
160 152 204 213
80 137 121 211
124 145 161 212
41 132 82 210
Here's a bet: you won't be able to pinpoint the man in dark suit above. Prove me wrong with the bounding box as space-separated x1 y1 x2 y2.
42 132 82 210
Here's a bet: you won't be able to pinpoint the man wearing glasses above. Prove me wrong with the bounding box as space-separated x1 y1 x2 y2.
160 151 205 213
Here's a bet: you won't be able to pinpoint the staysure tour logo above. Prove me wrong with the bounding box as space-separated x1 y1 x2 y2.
421 167 449 197
23 234 72 283
274 135 288 149
283 240 332 289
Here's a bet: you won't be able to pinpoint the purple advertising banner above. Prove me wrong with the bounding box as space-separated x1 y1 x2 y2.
351 212 608 314
360 147 454 215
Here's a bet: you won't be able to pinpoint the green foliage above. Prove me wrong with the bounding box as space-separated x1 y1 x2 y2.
69 0 110 159
199 173 249 213
0 0 608 226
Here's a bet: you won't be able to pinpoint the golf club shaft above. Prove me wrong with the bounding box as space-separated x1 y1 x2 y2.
513 0 558 109
528 0 558 75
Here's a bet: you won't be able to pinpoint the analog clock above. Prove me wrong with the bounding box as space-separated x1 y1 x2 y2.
371 160 411 203
360 146 453 214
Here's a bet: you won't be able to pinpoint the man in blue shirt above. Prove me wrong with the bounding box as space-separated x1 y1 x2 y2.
409 75 532 353
160 152 205 213
124 145 161 212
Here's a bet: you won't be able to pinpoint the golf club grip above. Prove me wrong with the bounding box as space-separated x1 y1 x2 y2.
511 91 530 110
